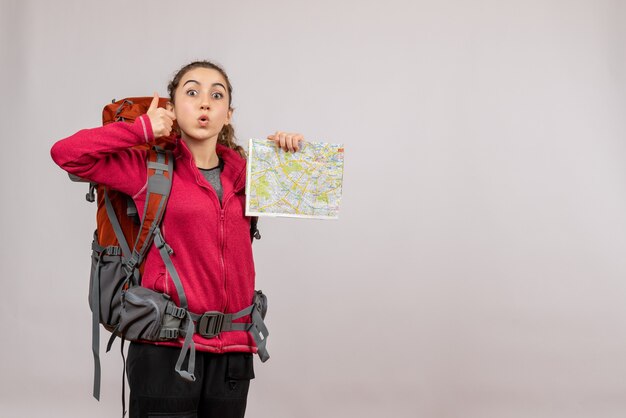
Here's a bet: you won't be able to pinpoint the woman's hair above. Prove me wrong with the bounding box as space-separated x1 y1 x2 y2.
167 60 246 158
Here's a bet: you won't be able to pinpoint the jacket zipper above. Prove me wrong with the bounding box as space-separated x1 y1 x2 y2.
191 156 245 323
220 208 227 312
219 193 237 314
218 169 246 315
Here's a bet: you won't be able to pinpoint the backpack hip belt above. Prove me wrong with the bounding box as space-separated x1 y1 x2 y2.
116 282 270 384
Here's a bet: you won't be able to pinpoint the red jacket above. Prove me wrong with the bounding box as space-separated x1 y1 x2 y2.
51 115 258 354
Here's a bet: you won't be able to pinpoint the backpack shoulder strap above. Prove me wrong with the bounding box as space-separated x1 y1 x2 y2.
125 146 174 277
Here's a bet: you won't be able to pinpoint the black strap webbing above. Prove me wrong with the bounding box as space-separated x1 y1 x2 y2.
91 247 102 400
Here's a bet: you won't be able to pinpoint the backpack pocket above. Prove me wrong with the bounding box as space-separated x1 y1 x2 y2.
89 241 128 333
118 286 184 341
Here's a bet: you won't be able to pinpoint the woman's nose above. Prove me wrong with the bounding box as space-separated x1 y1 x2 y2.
200 94 210 109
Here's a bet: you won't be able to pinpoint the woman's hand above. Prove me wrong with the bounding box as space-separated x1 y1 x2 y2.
267 131 305 152
147 92 176 138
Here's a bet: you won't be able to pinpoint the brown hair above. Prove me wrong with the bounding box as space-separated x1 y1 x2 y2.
167 61 246 158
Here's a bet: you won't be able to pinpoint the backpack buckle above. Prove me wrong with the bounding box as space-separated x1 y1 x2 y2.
160 328 179 340
105 246 122 256
86 183 97 203
197 311 224 338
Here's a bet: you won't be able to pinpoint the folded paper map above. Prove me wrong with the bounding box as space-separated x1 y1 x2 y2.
245 139 344 219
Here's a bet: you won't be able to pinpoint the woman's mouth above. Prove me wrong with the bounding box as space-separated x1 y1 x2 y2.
198 116 209 127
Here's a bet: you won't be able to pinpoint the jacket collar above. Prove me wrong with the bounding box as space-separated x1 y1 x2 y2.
174 138 247 194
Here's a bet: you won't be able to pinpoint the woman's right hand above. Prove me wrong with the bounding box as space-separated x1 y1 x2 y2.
147 92 176 138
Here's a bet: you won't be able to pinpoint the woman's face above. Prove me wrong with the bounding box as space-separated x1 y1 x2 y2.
170 67 232 143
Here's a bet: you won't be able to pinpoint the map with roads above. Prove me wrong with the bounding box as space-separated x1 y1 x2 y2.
245 138 344 219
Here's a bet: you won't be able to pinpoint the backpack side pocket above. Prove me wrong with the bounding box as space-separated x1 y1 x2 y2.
89 239 127 333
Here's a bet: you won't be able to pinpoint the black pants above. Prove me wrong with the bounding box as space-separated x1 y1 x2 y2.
127 342 255 418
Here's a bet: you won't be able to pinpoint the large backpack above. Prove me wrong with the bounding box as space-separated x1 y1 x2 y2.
70 97 268 404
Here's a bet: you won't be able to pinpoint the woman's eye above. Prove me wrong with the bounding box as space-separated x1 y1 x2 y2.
186 90 197 96
212 92 223 99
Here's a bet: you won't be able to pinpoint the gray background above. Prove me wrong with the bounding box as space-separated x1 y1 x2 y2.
2 0 626 417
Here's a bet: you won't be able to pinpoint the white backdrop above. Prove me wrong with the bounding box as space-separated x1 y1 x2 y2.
2 0 626 417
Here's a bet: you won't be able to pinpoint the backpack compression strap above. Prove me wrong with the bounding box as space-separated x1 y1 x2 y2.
153 225 196 380
103 190 132 259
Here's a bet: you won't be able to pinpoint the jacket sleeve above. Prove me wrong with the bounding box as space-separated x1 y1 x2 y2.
50 115 154 197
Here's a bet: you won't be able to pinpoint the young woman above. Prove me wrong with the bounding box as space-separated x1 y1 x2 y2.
51 60 304 418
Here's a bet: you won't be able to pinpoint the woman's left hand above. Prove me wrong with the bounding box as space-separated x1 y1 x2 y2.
267 131 305 153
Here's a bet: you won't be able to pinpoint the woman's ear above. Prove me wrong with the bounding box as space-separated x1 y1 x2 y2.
166 101 174 112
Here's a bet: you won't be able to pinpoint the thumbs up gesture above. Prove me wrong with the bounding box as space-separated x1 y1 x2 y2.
146 92 176 138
